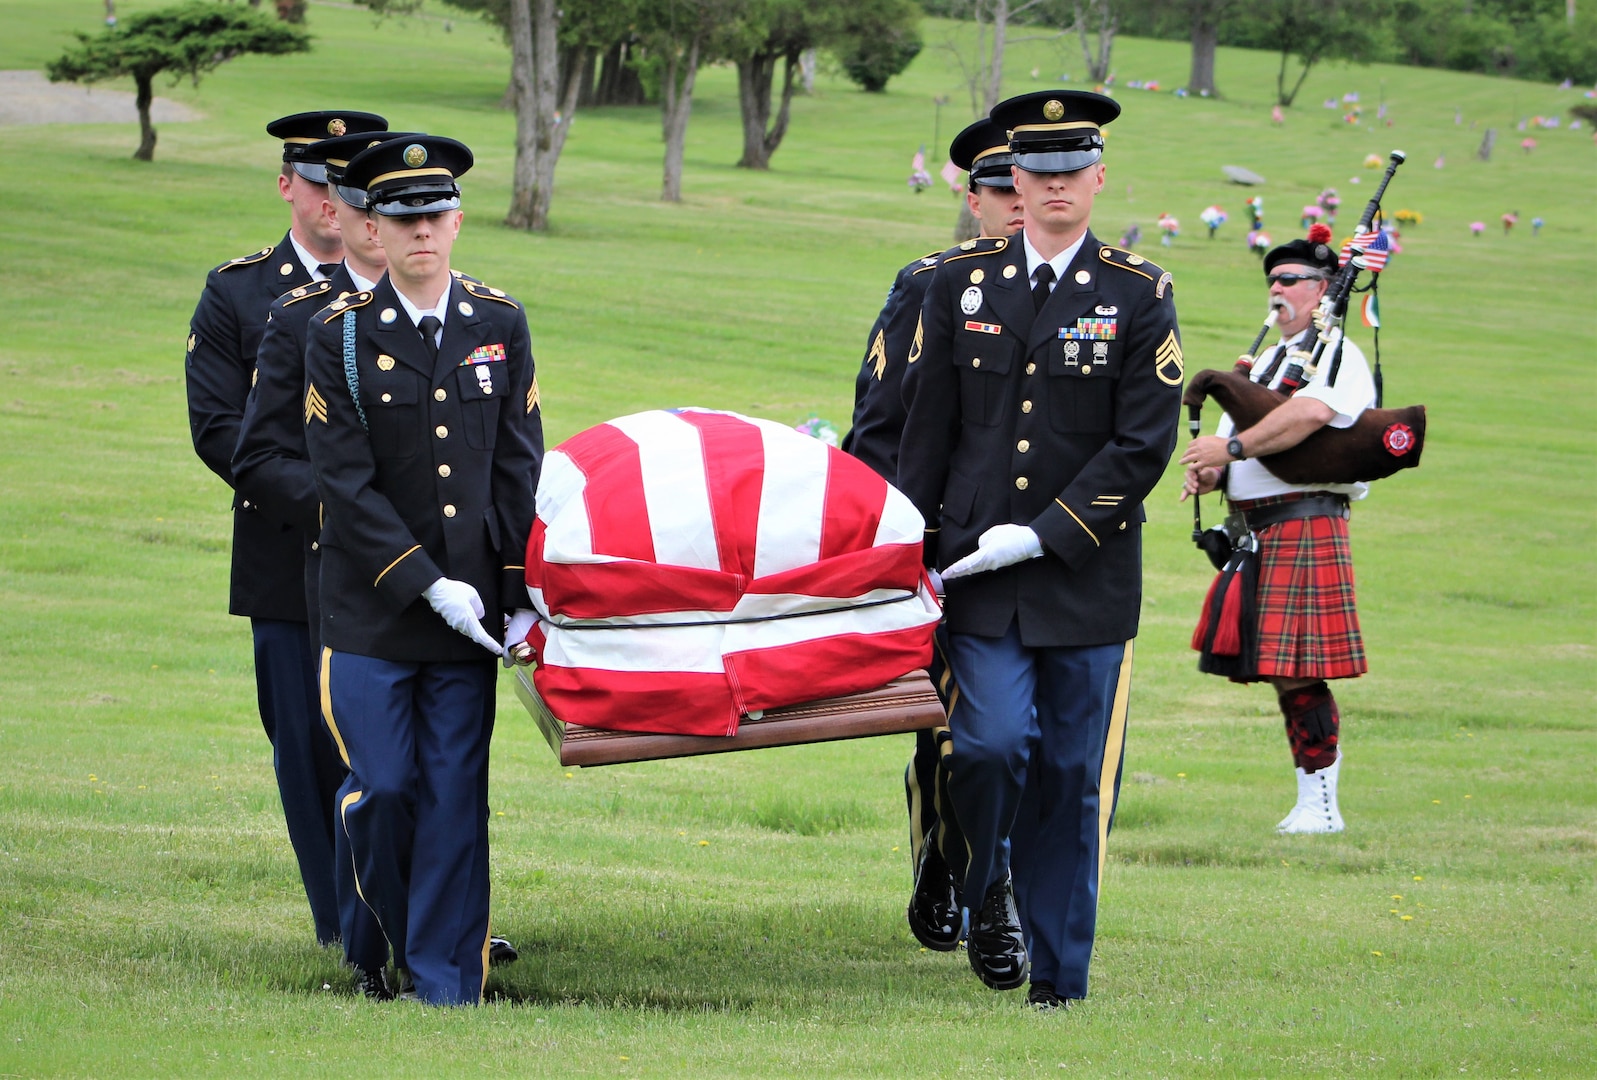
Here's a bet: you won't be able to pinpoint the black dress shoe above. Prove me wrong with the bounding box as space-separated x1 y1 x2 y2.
357 967 393 1001
967 877 1029 991
488 936 519 967
1028 980 1067 1011
393 969 420 1001
907 841 962 951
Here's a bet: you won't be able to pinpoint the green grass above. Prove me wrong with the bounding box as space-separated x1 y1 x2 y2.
1 0 1594 1075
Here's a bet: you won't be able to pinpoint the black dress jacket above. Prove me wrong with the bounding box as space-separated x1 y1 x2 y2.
897 229 1184 647
840 249 941 481
303 274 543 663
187 231 317 621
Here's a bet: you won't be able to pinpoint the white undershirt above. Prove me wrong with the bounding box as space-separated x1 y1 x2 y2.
287 233 334 281
1022 230 1089 293
393 281 450 346
346 266 378 293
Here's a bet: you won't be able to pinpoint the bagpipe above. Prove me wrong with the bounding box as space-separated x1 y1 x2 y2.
1184 151 1427 501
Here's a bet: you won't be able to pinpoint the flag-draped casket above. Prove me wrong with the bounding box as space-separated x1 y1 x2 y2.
526 409 941 737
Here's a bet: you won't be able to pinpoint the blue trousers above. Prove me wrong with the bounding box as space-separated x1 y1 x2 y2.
251 618 345 945
905 626 967 883
322 651 495 1006
945 623 1133 998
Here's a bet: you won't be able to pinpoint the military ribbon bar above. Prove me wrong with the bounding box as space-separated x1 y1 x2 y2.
1060 318 1117 341
460 343 506 366
963 321 1002 335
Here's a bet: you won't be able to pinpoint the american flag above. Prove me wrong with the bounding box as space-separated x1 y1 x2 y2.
525 409 940 737
1356 228 1392 272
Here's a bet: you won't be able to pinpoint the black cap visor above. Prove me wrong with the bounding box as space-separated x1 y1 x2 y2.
332 183 370 209
370 182 462 217
291 161 330 184
1012 147 1102 174
970 152 1016 187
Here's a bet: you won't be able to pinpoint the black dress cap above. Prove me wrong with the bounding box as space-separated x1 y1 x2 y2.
991 90 1120 174
342 135 474 217
266 111 388 183
950 118 1015 188
317 132 426 208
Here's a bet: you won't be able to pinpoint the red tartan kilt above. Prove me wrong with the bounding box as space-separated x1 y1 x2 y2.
1251 514 1367 680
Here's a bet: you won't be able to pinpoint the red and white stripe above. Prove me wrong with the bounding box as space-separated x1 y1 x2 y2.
525 409 940 736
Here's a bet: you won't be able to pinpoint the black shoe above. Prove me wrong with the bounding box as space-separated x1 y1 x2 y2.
907 841 962 951
393 969 420 1002
967 877 1028 991
357 967 393 1001
1028 980 1067 1011
488 936 519 967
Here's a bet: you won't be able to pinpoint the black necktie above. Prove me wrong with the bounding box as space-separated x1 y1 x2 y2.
1032 263 1055 313
418 316 442 362
316 262 340 280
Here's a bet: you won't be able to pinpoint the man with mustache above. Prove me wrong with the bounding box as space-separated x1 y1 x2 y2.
1179 231 1376 835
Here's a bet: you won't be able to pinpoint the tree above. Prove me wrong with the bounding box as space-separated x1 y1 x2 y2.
1187 0 1231 95
726 0 828 170
46 1 309 161
505 0 585 230
834 0 924 92
644 0 728 200
1074 0 1118 81
1235 0 1391 106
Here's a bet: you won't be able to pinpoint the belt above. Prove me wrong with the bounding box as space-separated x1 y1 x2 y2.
1240 494 1350 531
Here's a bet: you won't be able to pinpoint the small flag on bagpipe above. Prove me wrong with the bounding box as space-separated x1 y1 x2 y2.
1361 291 1380 328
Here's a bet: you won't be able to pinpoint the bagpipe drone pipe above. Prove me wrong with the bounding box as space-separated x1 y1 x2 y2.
1183 151 1427 487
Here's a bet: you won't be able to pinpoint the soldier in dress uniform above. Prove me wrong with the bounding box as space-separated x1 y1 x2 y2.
185 109 387 948
897 91 1183 1008
303 135 542 1006
841 118 1024 954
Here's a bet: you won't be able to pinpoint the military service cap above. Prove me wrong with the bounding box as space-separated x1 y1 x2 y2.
949 118 1015 189
316 131 425 208
343 135 474 217
991 90 1121 174
266 111 388 184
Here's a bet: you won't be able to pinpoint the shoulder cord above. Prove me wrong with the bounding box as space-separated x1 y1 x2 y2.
341 309 368 431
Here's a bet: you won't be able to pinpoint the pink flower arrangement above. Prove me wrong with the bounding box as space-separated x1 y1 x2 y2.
1469 222 1485 236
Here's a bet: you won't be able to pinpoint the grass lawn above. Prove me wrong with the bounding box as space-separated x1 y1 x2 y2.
0 1 1593 1075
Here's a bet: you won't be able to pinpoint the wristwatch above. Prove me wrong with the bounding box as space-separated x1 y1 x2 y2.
1226 436 1246 460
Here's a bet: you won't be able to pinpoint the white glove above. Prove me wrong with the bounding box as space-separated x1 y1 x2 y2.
422 577 503 655
503 608 537 668
927 568 945 596
942 524 1044 581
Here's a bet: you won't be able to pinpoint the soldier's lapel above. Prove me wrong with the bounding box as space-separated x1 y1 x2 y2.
367 277 433 376
266 229 315 304
984 237 1034 343
435 279 488 384
1029 231 1101 354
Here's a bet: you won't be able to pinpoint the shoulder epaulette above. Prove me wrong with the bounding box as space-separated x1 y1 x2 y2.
1099 245 1174 297
941 236 1009 265
280 279 334 307
317 290 374 323
216 246 275 273
461 278 520 309
450 268 483 285
909 249 943 275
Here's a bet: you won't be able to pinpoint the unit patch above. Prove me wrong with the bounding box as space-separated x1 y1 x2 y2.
1155 330 1185 385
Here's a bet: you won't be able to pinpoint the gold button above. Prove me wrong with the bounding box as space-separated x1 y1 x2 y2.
1026 362 1036 375
1021 400 1033 413
443 504 457 518
972 358 981 369
1015 477 1030 490
311 542 319 551
381 392 392 403
434 388 447 401
1081 364 1093 375
1018 440 1030 453
435 425 448 439
1119 521 1127 531
438 464 451 478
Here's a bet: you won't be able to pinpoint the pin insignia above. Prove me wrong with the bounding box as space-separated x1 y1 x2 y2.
380 307 398 324
960 239 977 250
1095 305 1118 316
377 355 395 371
1093 341 1108 358
476 367 494 395
1044 99 1066 121
1003 264 1018 279
960 286 984 315
458 301 473 317
1064 341 1080 362
970 269 985 284
1126 253 1145 266
1074 269 1091 284
328 118 346 136
404 143 428 168
280 263 294 276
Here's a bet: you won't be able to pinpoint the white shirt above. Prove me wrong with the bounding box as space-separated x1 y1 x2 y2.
346 266 378 293
1218 327 1377 502
393 282 450 347
287 233 336 281
1022 231 1089 294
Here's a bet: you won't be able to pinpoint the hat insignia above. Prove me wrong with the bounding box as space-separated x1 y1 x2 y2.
404 144 428 168
328 118 346 136
1044 99 1065 121
1315 243 1330 260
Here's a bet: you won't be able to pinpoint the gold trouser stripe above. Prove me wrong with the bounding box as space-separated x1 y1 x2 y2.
1096 640 1136 885
339 789 367 903
480 925 492 998
320 648 351 767
1056 499 1100 546
945 685 976 872
906 751 927 864
374 545 421 587
932 725 954 854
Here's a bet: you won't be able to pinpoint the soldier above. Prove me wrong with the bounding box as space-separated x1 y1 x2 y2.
1178 233 1376 834
897 91 1183 1008
303 136 542 1005
185 110 386 948
841 118 1024 954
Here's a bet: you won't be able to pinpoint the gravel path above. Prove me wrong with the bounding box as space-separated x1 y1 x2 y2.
0 70 200 126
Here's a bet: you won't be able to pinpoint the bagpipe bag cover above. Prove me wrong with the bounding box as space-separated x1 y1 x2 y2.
525 409 941 737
